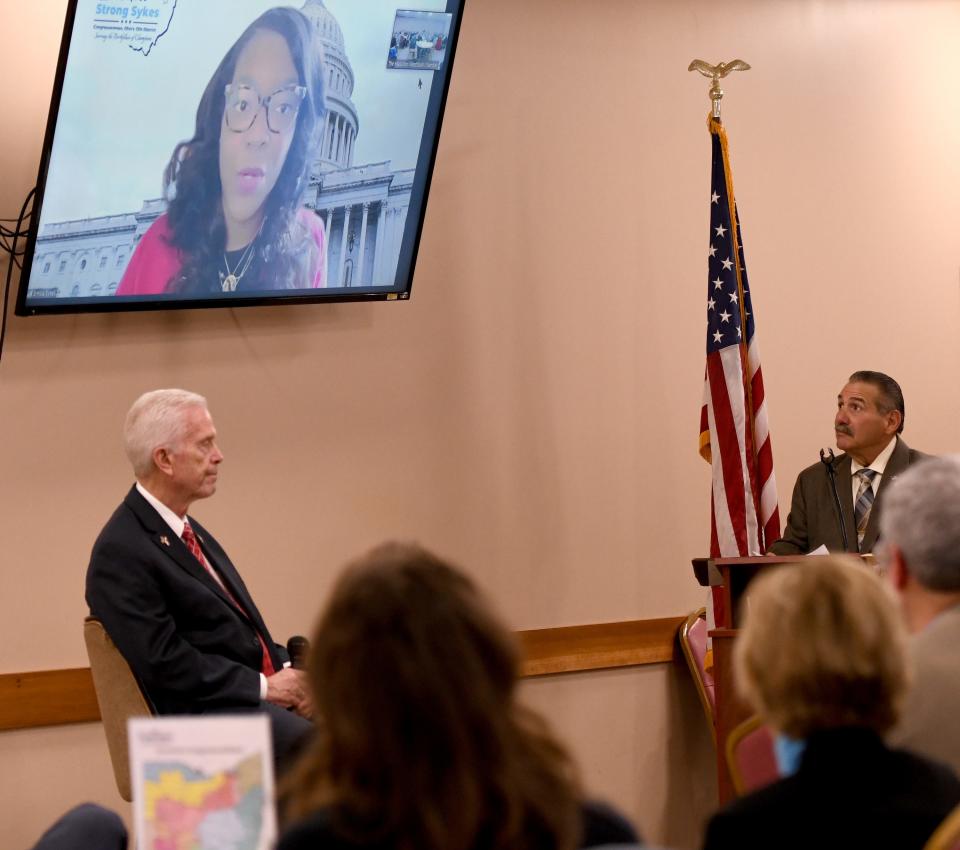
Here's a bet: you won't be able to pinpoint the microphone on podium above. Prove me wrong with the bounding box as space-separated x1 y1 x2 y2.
286 635 310 670
820 447 850 552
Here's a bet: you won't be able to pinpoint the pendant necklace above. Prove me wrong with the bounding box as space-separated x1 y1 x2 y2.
220 221 264 292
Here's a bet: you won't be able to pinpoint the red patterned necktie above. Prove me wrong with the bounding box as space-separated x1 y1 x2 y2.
181 521 275 677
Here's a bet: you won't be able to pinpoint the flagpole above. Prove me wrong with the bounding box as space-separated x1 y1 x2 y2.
692 57 781 556
688 62 755 468
714 118 762 546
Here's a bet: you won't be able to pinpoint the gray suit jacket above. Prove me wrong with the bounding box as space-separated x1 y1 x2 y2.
768 437 928 555
889 603 960 776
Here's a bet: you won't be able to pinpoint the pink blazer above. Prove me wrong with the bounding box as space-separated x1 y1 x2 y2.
116 210 327 295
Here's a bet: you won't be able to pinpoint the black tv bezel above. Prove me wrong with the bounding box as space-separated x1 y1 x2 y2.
15 0 465 317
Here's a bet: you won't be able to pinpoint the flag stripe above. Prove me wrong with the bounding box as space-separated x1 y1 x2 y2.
704 376 742 555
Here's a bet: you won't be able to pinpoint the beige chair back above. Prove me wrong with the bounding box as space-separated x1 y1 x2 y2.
83 616 154 802
925 802 960 850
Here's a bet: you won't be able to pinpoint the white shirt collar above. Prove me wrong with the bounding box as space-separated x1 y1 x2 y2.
136 481 187 538
850 434 898 477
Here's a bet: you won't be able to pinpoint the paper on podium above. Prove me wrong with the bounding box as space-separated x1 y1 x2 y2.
128 715 276 850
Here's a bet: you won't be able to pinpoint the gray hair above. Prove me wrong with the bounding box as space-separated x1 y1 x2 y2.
123 389 208 478
880 455 960 591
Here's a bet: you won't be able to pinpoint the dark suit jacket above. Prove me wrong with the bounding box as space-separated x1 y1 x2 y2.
768 437 928 555
85 485 288 715
703 727 960 850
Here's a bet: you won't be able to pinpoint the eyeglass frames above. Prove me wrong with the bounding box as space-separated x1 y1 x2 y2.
223 83 307 134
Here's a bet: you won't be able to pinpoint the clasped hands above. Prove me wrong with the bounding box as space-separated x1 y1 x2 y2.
266 667 314 719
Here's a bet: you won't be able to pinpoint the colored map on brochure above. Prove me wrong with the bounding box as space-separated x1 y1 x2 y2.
142 754 264 850
129 715 276 850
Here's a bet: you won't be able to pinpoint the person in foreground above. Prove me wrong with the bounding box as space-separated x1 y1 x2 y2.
702 557 960 850
277 542 641 850
28 804 126 850
881 456 960 775
117 6 327 296
769 370 927 555
86 389 311 770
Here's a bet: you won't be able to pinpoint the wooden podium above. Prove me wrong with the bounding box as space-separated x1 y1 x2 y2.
692 555 803 803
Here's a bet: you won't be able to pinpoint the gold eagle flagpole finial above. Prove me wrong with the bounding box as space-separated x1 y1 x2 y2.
688 59 751 120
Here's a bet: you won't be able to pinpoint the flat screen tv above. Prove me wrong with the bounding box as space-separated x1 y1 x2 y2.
16 0 464 315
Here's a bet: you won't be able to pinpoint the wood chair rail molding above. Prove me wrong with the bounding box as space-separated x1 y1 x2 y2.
519 616 684 676
0 668 101 731
0 615 685 732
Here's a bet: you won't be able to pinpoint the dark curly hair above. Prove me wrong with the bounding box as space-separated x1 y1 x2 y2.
162 7 325 293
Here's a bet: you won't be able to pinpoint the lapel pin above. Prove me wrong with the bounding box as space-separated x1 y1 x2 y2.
160 535 171 547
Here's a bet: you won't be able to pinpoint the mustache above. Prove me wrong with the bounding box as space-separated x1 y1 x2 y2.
835 425 853 436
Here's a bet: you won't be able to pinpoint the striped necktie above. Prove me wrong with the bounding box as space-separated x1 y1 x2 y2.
854 469 878 550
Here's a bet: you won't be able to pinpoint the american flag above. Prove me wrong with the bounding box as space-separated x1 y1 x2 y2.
698 118 780 556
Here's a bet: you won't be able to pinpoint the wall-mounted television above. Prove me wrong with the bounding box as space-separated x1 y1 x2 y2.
16 0 464 316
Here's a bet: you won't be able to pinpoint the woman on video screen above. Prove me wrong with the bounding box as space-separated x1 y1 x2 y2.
117 7 327 296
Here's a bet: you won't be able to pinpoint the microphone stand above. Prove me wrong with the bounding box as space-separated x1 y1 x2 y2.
820 448 850 552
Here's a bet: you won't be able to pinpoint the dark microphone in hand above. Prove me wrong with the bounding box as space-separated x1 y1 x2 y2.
286 635 310 670
820 447 849 552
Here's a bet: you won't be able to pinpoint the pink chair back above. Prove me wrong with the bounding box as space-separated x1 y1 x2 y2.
679 608 715 736
726 715 779 796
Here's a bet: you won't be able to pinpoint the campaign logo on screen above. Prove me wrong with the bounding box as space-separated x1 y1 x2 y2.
92 0 177 55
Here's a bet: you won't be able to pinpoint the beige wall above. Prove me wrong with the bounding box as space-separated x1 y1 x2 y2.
2 0 959 847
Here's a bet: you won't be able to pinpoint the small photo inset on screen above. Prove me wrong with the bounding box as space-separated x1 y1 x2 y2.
387 9 452 71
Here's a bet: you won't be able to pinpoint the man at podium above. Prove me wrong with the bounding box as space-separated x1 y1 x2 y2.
769 371 927 555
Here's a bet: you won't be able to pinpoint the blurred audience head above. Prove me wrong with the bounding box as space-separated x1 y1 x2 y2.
282 541 580 850
880 456 960 631
734 556 908 738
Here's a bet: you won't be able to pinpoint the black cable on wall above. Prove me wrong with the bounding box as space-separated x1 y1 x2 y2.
0 188 36 363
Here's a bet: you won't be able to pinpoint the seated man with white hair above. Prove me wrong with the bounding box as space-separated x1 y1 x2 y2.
881 455 960 775
86 389 312 771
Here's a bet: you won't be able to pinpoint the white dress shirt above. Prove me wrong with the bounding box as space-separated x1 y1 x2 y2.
848 435 898 503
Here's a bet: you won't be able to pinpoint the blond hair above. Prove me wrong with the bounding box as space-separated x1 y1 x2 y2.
734 556 908 738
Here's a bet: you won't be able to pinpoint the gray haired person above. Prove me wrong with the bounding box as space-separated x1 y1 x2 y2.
881 455 960 774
